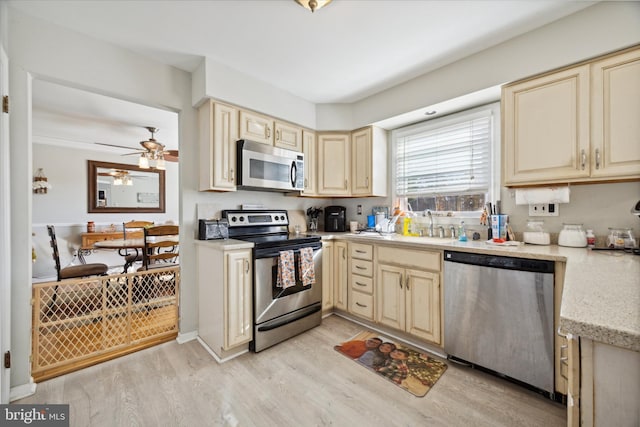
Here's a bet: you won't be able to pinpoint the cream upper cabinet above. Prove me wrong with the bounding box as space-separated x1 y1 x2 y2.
321 240 334 313
302 130 317 196
317 133 351 196
334 241 349 311
224 249 253 349
590 47 640 179
502 64 591 186
198 100 238 191
376 246 442 345
351 126 388 197
503 46 640 186
274 121 303 152
239 110 273 145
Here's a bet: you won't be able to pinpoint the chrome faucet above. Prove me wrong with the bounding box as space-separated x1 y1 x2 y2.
437 225 445 238
449 225 456 238
426 210 434 237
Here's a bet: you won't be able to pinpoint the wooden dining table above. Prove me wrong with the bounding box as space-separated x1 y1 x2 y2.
93 238 145 273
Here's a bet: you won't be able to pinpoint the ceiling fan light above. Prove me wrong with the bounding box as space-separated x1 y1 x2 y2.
156 156 166 170
138 153 150 169
295 0 332 13
113 176 123 186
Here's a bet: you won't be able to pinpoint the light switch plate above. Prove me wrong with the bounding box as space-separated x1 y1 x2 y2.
529 203 559 216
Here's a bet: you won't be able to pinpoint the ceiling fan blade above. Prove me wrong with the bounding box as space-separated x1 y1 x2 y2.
95 142 144 151
163 150 179 162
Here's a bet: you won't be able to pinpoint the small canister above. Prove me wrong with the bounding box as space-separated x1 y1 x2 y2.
87 221 95 233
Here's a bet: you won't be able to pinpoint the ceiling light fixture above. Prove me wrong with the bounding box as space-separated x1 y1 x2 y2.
295 0 333 13
138 153 150 169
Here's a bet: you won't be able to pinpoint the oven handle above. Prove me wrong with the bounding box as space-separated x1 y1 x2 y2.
254 243 322 259
257 304 321 332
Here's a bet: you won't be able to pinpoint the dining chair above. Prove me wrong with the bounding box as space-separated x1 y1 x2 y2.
122 220 154 272
47 225 109 281
138 225 179 271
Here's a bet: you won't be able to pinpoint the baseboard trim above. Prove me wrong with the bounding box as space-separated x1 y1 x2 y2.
196 337 248 364
177 330 198 344
10 378 37 402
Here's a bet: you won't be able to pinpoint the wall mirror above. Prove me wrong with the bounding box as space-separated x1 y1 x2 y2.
88 160 165 213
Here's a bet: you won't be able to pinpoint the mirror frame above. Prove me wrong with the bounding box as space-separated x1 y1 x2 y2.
88 160 166 213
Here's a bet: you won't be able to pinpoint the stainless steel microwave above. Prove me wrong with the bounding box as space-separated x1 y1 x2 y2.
237 139 304 192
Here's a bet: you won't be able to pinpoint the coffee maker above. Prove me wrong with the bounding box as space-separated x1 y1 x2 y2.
324 206 346 232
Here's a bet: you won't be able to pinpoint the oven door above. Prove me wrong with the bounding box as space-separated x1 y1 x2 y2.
254 243 322 325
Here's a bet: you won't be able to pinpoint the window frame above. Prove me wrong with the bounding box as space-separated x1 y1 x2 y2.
391 102 501 218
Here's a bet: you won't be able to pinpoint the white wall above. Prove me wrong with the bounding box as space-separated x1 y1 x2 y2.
7 7 196 393
32 143 179 225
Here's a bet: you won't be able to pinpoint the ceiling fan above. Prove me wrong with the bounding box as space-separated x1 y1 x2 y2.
97 169 136 186
95 126 178 169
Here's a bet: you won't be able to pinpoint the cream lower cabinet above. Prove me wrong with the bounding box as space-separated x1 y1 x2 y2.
197 243 252 360
376 246 441 344
333 241 349 311
348 242 374 321
198 100 239 191
571 338 640 427
321 240 334 313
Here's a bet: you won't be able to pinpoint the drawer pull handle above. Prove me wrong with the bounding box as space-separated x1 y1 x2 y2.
355 282 367 287
355 265 366 270
355 250 366 254
355 302 367 308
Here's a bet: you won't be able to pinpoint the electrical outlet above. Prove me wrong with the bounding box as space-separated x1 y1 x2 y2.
529 203 559 217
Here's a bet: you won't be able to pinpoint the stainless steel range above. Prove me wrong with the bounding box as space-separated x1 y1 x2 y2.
222 210 323 352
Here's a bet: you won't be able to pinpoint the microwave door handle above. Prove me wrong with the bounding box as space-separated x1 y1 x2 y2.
291 161 296 188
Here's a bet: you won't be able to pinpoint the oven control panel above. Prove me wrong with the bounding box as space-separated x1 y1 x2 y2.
223 210 289 227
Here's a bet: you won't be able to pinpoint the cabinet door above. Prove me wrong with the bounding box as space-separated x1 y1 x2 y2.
317 133 350 195
321 241 334 312
334 241 349 311
239 110 273 145
376 264 404 330
405 269 440 344
301 130 317 196
224 250 253 349
591 48 640 179
212 102 239 190
351 127 372 196
274 121 303 152
503 65 591 185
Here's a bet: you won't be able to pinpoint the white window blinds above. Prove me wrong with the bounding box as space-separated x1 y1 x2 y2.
395 108 493 197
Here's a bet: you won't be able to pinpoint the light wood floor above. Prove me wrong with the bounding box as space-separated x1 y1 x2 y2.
16 315 566 427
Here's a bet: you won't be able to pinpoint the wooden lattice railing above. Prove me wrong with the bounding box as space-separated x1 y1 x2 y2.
32 266 179 381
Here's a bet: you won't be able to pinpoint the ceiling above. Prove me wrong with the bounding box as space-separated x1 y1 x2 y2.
12 0 596 150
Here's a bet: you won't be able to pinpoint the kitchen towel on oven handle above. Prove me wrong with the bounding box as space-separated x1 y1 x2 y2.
277 250 296 289
299 247 315 287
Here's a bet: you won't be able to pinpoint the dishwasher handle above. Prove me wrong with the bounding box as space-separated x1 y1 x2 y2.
444 250 554 274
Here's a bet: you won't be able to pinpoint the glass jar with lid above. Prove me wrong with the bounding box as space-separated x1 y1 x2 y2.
558 223 587 248
523 219 550 245
607 227 636 249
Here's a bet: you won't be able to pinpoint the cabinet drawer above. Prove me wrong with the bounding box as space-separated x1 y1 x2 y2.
377 246 441 271
350 243 373 260
350 274 373 294
350 291 374 320
351 259 373 277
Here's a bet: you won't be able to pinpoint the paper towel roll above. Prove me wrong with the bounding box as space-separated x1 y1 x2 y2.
515 186 570 205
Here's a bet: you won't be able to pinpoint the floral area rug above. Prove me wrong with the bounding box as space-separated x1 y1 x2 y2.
334 330 448 397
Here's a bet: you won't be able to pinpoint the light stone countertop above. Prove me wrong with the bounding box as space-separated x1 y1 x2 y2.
319 232 640 352
194 238 254 251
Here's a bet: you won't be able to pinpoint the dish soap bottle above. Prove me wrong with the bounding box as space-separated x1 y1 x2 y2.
458 221 467 242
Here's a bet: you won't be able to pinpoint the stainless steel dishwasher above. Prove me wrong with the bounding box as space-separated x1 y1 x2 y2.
443 250 555 395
